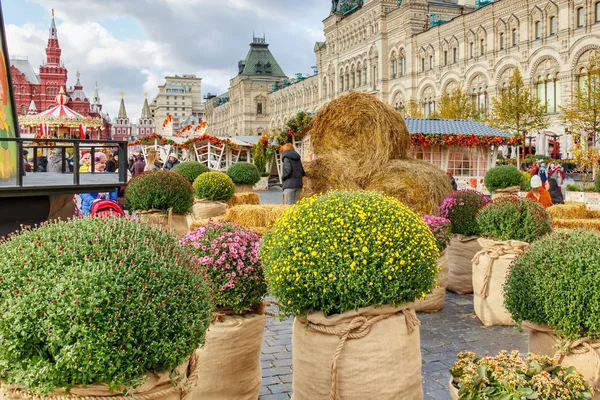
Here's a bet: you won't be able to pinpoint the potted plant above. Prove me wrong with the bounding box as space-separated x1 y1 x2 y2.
180 222 267 400
484 165 525 199
191 171 235 221
439 190 490 295
124 170 194 236
171 161 210 183
449 350 593 399
261 191 439 400
473 197 551 326
413 215 452 313
253 141 270 191
226 162 261 193
0 218 213 399
504 229 600 397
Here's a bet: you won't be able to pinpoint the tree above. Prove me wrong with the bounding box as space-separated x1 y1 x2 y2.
404 97 423 118
253 139 267 174
434 87 478 120
487 68 549 166
561 50 600 180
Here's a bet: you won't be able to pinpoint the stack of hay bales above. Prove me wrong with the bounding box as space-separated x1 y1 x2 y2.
303 92 451 216
223 205 290 235
550 202 600 232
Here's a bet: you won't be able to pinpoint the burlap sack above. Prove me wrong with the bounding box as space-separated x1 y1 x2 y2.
524 322 600 397
191 313 266 400
2 356 196 400
138 210 189 237
449 378 459 400
191 199 227 221
413 250 448 313
292 305 422 400
491 186 520 200
472 239 528 326
447 235 481 295
48 194 75 220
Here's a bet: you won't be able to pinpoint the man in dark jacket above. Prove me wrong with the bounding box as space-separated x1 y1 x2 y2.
281 143 305 205
130 156 146 178
163 154 180 170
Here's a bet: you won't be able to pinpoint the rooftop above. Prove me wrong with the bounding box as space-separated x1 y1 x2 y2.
238 36 287 78
10 58 40 85
404 118 511 137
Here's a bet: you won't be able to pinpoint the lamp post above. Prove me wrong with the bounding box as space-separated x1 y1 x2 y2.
527 132 536 157
565 127 571 159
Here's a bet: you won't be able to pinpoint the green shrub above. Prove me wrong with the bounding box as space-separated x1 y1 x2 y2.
180 222 267 314
583 184 597 193
439 190 490 236
596 174 600 193
504 230 600 340
253 141 267 174
260 191 439 316
476 197 551 242
520 171 531 191
194 171 235 201
171 161 210 183
125 170 194 214
0 218 213 395
226 162 260 185
484 166 524 193
566 183 581 192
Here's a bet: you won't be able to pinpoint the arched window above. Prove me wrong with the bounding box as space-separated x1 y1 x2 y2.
577 7 585 27
421 87 435 117
512 29 518 46
444 50 448 66
400 56 406 76
20 105 25 114
537 73 561 113
453 47 458 63
596 2 600 22
535 21 542 39
470 42 475 58
480 39 485 55
549 16 557 35
421 58 425 72
429 55 433 69
499 32 505 49
391 57 397 79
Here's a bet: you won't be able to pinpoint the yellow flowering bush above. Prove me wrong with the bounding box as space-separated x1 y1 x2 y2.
260 191 439 316
193 171 235 201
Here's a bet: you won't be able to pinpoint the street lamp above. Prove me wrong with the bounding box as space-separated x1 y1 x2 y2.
565 127 572 159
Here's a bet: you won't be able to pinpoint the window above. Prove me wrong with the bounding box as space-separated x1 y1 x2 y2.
537 73 562 113
470 42 474 58
471 88 489 116
596 2 600 22
512 29 518 46
257 103 263 114
421 58 425 72
499 32 505 49
400 57 406 76
447 147 488 177
422 99 435 118
453 47 458 63
392 58 397 79
166 96 170 99
480 39 485 55
166 107 170 111
577 7 585 27
174 96 178 100
444 50 448 66
429 55 433 69
535 21 541 39
550 16 557 35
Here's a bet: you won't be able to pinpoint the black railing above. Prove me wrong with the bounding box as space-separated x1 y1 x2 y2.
0 138 128 191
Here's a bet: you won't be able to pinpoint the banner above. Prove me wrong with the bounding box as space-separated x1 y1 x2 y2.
0 1 18 181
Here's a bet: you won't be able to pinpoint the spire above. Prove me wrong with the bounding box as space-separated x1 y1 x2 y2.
75 71 82 87
141 92 151 119
49 8 57 40
92 81 100 105
27 100 37 115
118 92 128 119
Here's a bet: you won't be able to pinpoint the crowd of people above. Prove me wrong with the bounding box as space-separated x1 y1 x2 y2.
525 162 566 208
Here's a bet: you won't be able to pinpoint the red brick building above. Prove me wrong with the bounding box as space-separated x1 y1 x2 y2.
10 10 112 139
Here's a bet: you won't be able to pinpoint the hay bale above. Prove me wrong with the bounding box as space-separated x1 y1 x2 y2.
553 218 600 232
309 92 410 184
364 158 452 216
224 205 290 230
587 210 600 219
302 158 332 198
548 203 588 220
227 192 260 207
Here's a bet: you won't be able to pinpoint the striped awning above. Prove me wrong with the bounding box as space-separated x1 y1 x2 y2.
37 104 84 119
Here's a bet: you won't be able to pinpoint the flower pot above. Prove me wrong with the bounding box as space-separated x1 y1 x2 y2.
491 186 520 200
235 184 254 193
2 356 196 400
524 321 600 398
253 176 269 191
447 235 482 295
449 378 459 400
192 313 266 400
292 305 423 400
472 239 528 326
190 198 228 221
413 250 448 313
138 210 189 237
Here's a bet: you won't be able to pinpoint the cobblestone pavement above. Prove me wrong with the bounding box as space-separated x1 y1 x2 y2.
259 293 527 400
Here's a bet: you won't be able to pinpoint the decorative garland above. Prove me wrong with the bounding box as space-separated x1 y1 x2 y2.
410 133 523 147
127 132 248 151
162 114 173 129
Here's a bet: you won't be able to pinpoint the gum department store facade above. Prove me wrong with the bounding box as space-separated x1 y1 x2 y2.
206 0 600 158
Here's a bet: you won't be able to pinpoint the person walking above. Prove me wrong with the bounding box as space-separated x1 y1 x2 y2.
280 143 305 205
538 163 548 188
163 153 180 170
447 171 457 190
130 156 146 178
526 175 552 208
47 149 65 173
105 153 117 172
144 150 161 172
548 178 564 205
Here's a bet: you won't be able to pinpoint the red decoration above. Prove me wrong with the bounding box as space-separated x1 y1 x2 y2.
410 133 523 148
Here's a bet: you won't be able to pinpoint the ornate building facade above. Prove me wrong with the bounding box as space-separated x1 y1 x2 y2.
207 0 600 158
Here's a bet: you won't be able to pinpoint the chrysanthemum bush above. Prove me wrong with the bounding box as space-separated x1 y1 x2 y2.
0 218 213 395
260 191 439 316
226 162 260 185
193 171 235 201
504 230 600 340
125 170 194 214
439 190 490 236
476 196 552 243
171 161 210 183
180 222 267 314
422 215 452 252
450 350 593 399
484 165 524 193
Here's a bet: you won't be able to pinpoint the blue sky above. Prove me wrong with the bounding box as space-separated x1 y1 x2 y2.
3 0 328 120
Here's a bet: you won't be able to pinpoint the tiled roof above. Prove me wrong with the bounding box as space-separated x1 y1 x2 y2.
239 41 286 78
10 58 40 84
404 118 511 137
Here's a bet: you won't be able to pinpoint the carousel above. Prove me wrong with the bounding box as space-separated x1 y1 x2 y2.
18 87 104 139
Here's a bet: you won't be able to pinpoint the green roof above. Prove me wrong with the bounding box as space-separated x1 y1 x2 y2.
238 37 287 78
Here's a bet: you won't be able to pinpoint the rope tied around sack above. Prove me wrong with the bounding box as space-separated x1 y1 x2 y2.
306 308 420 400
6 353 200 400
473 241 528 299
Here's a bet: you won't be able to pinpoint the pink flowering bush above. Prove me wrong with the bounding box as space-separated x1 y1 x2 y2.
180 222 267 314
422 215 452 252
439 190 490 236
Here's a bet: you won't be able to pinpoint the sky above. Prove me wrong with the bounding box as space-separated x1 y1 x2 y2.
3 0 329 121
